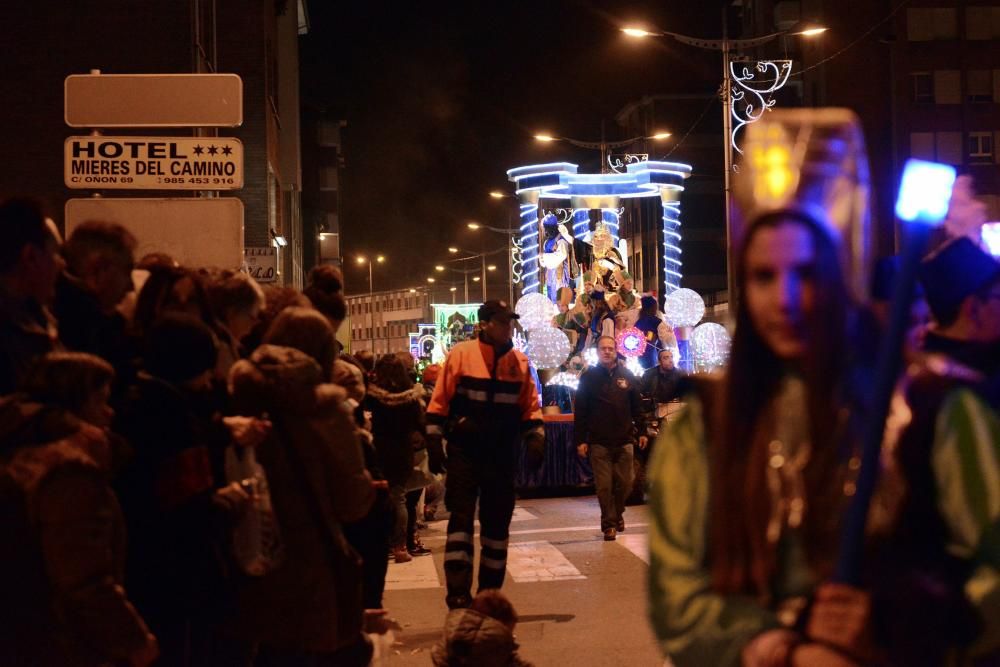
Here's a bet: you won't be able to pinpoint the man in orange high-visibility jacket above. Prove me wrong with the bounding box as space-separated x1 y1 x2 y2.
426 300 545 610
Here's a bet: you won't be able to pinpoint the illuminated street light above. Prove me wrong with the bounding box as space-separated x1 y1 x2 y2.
489 191 506 199
356 254 386 352
487 265 497 271
622 16 826 300
448 247 459 253
435 265 446 271
621 27 659 38
427 277 436 283
467 222 481 230
532 130 673 173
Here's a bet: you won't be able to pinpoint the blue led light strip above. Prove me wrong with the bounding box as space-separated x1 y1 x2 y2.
662 206 683 294
520 204 540 295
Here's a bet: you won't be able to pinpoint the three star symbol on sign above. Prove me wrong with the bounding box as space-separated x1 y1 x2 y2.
192 144 234 156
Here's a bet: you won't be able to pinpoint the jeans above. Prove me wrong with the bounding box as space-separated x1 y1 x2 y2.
589 443 634 531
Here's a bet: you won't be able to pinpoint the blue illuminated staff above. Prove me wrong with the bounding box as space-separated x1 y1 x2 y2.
835 159 956 585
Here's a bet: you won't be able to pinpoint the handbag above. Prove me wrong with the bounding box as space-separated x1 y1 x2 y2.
404 448 435 492
224 445 284 576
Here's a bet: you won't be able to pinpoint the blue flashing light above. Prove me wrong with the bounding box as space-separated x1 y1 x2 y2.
895 159 956 225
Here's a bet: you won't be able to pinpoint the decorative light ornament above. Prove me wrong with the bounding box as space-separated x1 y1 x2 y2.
583 347 598 367
616 327 647 358
730 60 793 154
515 292 557 329
546 371 580 391
525 326 571 369
691 322 732 372
625 356 644 376
663 288 705 328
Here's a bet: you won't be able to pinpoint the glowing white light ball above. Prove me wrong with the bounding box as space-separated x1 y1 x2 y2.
664 288 705 328
526 326 571 369
691 322 731 371
515 293 558 329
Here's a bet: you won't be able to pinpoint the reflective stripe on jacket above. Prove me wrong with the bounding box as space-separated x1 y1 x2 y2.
426 337 542 445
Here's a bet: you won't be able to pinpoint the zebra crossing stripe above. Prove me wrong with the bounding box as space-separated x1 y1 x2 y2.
506 540 585 583
616 533 649 564
384 536 649 590
384 552 441 590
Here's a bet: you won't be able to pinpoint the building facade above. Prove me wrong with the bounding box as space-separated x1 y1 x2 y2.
346 286 433 356
2 0 309 285
741 0 1000 257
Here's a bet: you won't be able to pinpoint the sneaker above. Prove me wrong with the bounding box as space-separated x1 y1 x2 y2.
408 544 432 557
603 528 617 541
617 519 625 532
392 547 412 563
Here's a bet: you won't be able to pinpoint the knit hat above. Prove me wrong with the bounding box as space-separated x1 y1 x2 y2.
144 314 218 384
919 236 1000 324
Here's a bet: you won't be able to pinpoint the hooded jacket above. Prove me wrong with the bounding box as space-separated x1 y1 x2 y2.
227 344 374 653
366 383 425 488
430 609 533 667
0 397 150 666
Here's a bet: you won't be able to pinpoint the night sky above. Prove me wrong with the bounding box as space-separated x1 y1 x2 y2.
300 1 729 295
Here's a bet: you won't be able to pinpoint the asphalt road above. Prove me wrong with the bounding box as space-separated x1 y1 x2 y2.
374 495 666 666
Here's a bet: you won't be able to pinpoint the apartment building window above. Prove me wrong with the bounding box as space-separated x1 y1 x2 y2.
907 8 958 40
968 70 995 103
937 132 964 164
969 132 995 164
910 132 963 164
966 7 1000 40
912 72 934 103
934 70 962 104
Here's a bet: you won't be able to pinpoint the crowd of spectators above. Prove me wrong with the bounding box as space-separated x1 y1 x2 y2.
0 197 437 667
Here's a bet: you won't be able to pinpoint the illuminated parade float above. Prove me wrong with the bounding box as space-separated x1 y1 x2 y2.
407 159 735 395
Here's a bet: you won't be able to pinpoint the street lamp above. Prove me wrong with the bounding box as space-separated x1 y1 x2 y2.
532 131 672 173
622 17 825 302
435 262 477 302
356 254 385 353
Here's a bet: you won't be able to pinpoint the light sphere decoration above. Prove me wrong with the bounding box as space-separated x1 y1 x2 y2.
515 292 558 329
526 326 571 369
664 288 706 328
691 322 732 372
616 327 647 358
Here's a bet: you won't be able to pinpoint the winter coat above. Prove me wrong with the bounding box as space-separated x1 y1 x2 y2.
0 286 60 395
227 344 374 653
113 372 231 628
52 272 136 392
0 397 150 666
431 609 533 667
366 383 425 488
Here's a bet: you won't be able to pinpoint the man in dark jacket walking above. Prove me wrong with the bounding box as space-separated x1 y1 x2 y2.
575 336 646 541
